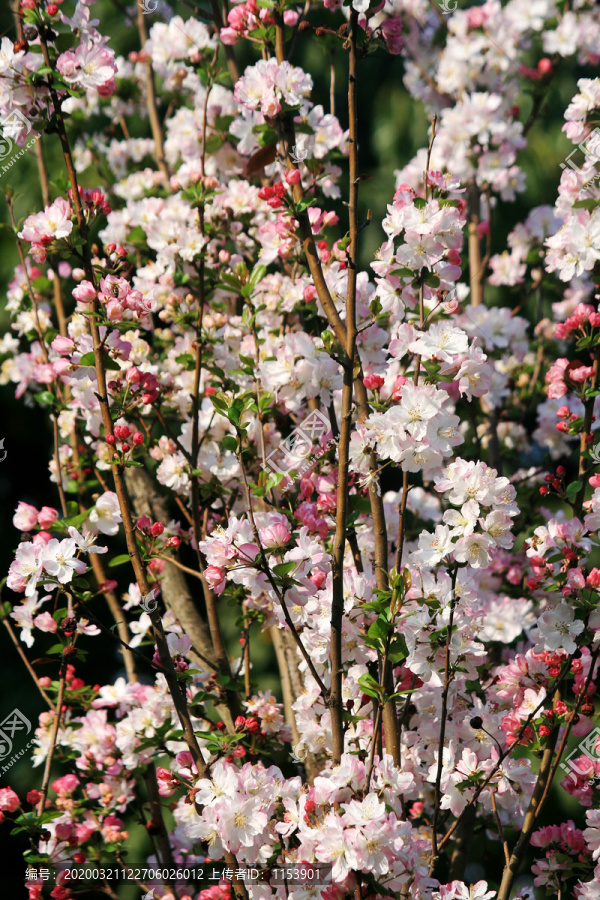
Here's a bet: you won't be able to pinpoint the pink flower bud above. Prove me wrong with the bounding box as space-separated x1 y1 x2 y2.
37 506 59 529
363 373 385 391
151 522 164 537
126 366 141 384
132 431 144 446
537 57 553 75
259 523 291 548
310 570 327 589
205 565 226 593
13 501 39 531
0 788 20 812
587 568 600 587
51 335 75 355
285 169 301 185
392 375 407 400
72 281 96 304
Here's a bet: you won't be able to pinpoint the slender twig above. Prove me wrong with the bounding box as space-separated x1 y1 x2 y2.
430 566 459 872
36 660 67 816
2 614 55 710
491 790 510 866
328 9 361 766
437 652 576 854
236 440 329 699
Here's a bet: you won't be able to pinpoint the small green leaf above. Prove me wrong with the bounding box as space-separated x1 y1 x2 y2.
565 481 583 499
222 435 238 453
108 554 131 568
358 672 382 698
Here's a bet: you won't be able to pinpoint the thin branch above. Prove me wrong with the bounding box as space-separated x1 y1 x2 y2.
2 614 55 710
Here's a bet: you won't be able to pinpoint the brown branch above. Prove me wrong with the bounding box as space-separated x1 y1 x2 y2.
430 566 459 873
468 181 483 307
36 662 67 816
136 5 169 181
1 614 55 710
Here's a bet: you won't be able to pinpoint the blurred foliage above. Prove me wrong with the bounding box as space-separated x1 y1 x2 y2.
0 0 595 895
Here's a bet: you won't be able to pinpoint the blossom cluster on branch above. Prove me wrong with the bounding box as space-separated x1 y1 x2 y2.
1 0 600 899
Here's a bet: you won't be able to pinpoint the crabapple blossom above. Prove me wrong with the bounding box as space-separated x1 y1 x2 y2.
3 3 600 899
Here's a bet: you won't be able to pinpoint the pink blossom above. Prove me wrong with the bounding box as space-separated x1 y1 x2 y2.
13 502 38 531
0 788 20 812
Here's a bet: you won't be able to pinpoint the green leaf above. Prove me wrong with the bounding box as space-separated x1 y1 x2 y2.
565 481 583 499
573 198 599 209
273 561 295 577
367 616 389 644
222 435 238 453
248 264 267 291
35 391 55 406
358 672 382 698
265 471 284 492
108 554 131 568
176 353 196 369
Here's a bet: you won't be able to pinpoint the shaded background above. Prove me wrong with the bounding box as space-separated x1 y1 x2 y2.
0 1 593 896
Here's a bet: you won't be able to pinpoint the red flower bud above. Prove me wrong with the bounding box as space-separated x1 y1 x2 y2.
151 522 164 537
132 432 144 445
